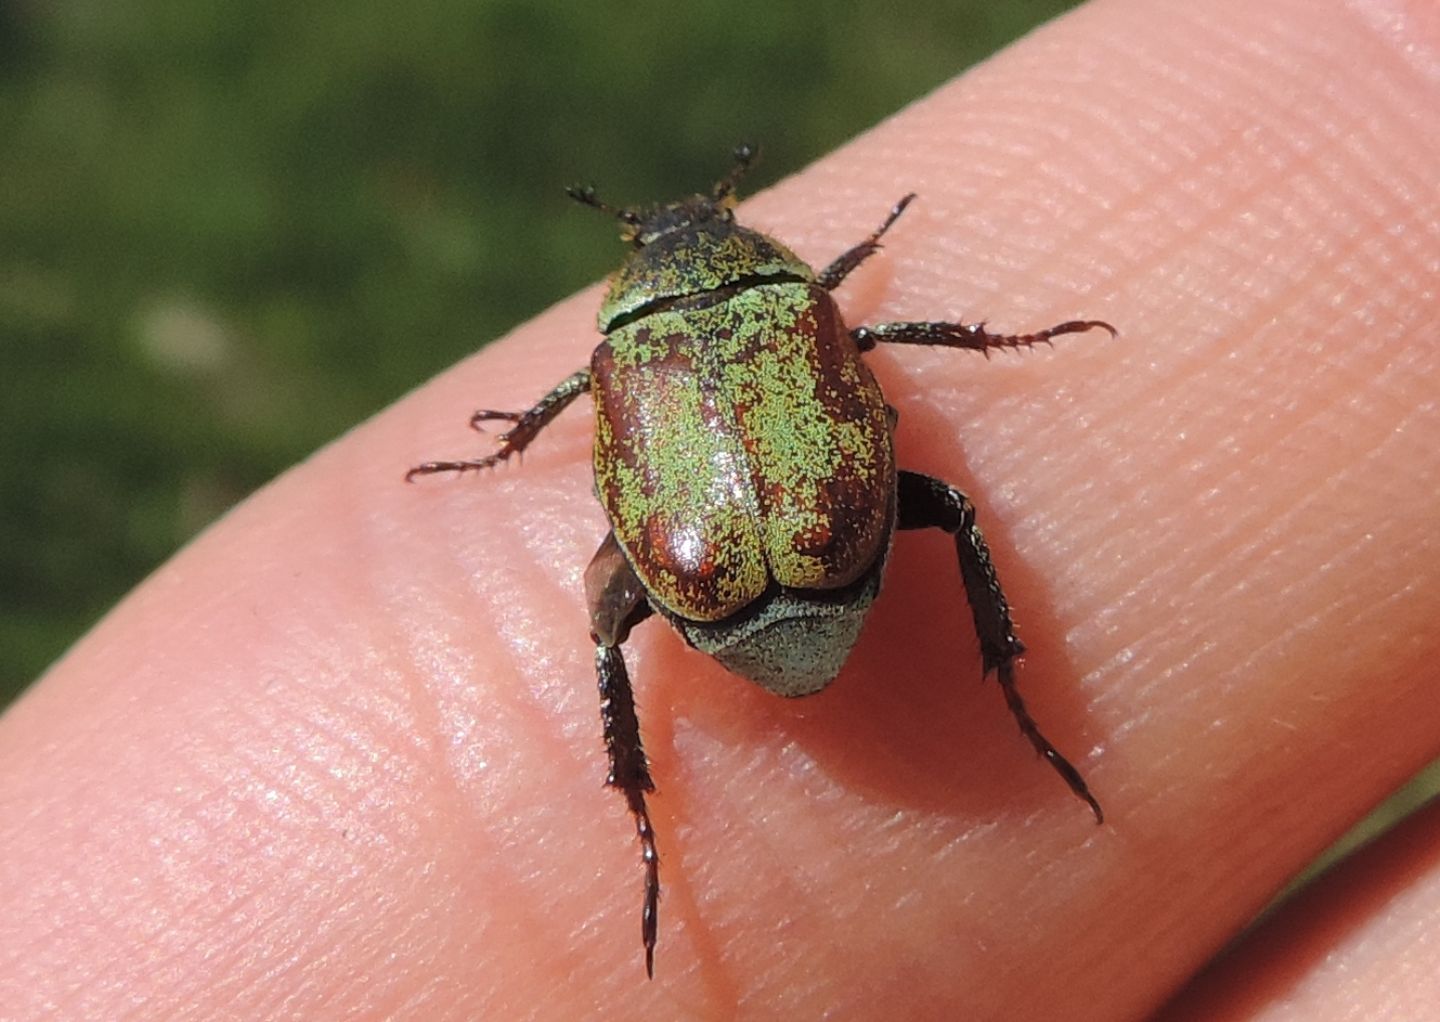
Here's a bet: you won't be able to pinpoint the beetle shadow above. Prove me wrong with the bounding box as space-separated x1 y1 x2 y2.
719 397 1102 824
805 541 1094 820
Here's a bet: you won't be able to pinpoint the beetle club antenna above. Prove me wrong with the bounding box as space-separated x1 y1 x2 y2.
712 142 758 202
566 184 642 229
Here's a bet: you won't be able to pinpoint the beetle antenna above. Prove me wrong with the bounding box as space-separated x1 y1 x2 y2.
566 184 642 227
712 142 758 202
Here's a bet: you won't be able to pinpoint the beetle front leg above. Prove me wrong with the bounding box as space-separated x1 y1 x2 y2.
585 533 662 977
853 318 1115 355
897 470 1103 823
405 368 592 480
817 193 917 291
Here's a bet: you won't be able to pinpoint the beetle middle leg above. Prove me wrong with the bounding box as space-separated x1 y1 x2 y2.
896 470 1103 824
405 368 592 481
853 317 1115 355
585 532 662 977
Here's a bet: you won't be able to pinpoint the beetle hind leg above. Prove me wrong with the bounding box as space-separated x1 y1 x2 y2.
897 470 1103 824
405 368 591 481
586 533 662 976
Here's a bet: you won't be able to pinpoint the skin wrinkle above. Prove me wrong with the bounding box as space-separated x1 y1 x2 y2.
1348 0 1440 82
1013 39 1428 693
224 489 455 1019
189 697 413 1014
399 543 608 988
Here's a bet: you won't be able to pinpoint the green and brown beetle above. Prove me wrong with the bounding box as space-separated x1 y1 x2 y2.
409 146 1111 977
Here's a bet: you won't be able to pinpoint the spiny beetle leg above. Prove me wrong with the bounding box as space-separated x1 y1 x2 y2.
405 368 592 481
896 470 1103 824
818 193 917 292
853 318 1115 355
595 644 660 978
586 534 661 977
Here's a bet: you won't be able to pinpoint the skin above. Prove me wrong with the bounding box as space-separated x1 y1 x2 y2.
2 0 1439 1017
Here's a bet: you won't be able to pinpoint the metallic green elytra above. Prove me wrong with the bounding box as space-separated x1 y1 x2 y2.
408 145 1115 978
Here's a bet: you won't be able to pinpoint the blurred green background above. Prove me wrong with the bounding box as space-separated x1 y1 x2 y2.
0 0 1095 703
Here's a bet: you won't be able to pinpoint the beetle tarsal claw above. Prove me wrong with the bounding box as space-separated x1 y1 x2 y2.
468 409 524 433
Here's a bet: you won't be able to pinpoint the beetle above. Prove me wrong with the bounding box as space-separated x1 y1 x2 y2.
408 146 1111 977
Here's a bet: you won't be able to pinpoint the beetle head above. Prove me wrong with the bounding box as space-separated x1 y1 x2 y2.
568 143 757 248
